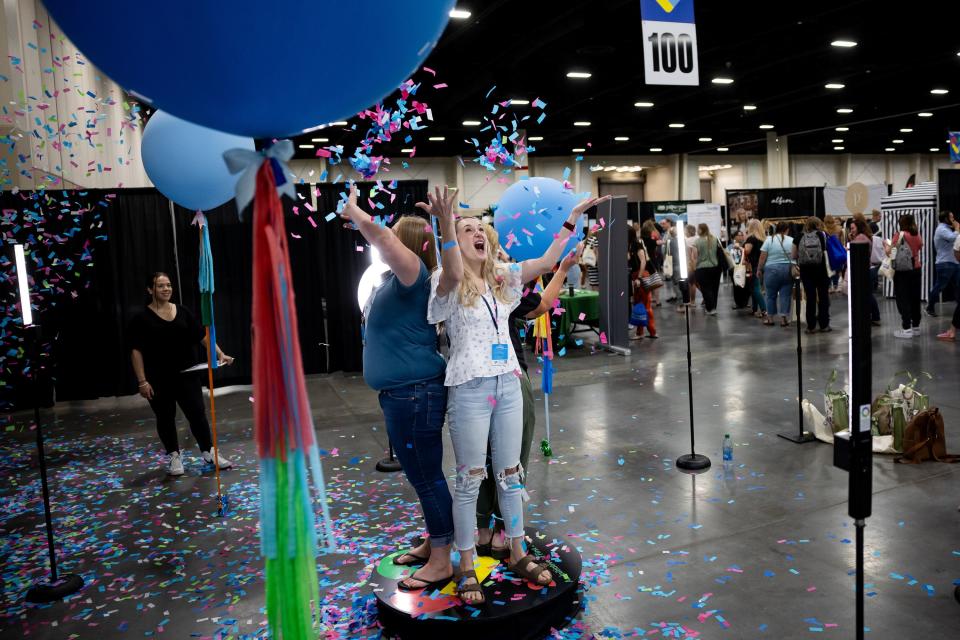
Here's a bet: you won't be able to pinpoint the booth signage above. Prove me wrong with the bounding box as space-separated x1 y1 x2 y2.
639 0 700 86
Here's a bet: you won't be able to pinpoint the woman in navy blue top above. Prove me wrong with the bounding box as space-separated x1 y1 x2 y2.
341 184 462 592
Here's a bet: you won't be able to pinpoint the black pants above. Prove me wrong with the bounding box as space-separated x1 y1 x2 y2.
695 266 721 311
148 373 212 454
953 300 960 329
800 268 830 330
893 268 923 330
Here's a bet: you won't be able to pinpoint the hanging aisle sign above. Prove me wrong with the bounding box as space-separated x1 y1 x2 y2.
639 0 700 86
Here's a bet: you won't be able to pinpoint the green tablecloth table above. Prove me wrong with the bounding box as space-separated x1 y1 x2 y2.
556 289 600 347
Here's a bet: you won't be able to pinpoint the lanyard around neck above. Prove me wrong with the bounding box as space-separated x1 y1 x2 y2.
479 290 499 336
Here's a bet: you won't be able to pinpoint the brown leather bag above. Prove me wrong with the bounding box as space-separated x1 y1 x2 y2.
894 408 960 464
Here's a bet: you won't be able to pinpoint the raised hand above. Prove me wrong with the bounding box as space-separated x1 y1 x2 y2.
339 183 366 229
415 185 457 222
571 194 613 218
561 242 585 270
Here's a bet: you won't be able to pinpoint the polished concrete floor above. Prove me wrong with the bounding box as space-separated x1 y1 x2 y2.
1 284 959 639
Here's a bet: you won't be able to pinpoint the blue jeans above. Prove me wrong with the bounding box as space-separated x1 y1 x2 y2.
447 373 524 552
928 262 960 310
750 274 766 313
379 376 454 547
764 263 794 318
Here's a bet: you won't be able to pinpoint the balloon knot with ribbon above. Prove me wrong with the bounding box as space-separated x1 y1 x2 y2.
224 139 297 216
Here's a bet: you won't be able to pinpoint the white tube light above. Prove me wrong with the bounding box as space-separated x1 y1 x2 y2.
676 221 688 280
14 244 33 326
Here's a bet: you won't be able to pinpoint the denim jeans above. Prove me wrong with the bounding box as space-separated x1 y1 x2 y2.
447 373 524 552
379 375 454 547
749 274 766 313
928 262 960 310
868 266 881 322
764 263 794 318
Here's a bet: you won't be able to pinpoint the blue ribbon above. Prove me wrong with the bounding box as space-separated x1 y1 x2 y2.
223 139 296 216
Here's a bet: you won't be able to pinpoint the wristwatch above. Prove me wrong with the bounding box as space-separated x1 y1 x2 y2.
562 221 576 232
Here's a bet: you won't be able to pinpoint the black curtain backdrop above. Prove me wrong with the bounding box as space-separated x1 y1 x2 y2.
1 179 428 409
939 169 960 219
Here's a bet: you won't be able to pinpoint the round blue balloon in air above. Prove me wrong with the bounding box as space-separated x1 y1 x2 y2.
494 177 586 263
43 0 455 137
141 111 255 211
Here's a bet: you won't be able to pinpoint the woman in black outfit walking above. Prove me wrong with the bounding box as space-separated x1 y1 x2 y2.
130 272 234 476
795 217 831 333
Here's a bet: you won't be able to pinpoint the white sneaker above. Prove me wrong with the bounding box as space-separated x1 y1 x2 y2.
166 451 184 476
202 449 233 469
893 329 913 339
912 327 921 336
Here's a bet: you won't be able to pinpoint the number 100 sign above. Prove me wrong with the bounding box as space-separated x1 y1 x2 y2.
641 19 699 86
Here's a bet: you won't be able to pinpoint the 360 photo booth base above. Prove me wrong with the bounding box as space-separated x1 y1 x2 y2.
372 527 583 640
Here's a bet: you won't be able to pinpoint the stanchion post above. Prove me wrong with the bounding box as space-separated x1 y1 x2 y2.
376 442 403 473
779 277 816 443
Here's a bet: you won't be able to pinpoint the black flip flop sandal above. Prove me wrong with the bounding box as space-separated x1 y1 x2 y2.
392 550 429 566
397 568 453 593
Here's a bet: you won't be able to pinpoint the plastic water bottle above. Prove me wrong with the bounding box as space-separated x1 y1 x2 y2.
722 434 733 461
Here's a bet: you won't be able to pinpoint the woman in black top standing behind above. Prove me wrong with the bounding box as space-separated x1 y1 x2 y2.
130 272 234 476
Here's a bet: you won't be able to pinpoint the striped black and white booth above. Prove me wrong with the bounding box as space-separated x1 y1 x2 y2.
880 181 938 300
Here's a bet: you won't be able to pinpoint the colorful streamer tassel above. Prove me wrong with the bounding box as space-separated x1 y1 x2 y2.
196 212 218 368
533 278 554 457
252 159 336 639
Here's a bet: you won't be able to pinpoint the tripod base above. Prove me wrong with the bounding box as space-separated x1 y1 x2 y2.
376 457 403 473
777 431 817 444
25 573 84 603
676 453 711 471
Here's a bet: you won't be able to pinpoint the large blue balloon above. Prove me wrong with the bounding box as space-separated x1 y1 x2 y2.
44 1 455 137
494 178 586 263
141 111 255 211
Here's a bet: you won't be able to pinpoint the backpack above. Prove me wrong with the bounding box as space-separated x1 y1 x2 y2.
629 302 648 327
892 233 914 272
894 408 960 464
797 231 824 266
826 234 847 271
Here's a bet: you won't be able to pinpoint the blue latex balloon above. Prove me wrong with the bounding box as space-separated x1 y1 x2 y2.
494 177 586 263
44 1 455 137
141 111 255 211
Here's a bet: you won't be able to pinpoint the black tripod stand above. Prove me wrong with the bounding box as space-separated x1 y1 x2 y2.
675 280 711 472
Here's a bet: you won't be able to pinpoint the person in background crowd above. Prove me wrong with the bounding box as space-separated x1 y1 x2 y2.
926 210 960 317
728 230 750 310
640 220 662 307
667 222 681 304
824 215 844 293
681 223 699 311
938 235 960 341
869 209 882 235
857 214 886 326
887 213 924 339
130 272 234 476
757 221 796 327
340 185 461 591
694 223 722 315
795 217 831 333
583 231 600 291
629 226 657 338
474 225 582 559
659 218 676 303
742 219 767 320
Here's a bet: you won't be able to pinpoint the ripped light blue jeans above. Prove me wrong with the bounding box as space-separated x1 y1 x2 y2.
447 373 524 553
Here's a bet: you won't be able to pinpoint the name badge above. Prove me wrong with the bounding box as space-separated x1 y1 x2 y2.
491 343 509 361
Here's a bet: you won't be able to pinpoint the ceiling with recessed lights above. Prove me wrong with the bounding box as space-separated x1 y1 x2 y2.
290 0 960 159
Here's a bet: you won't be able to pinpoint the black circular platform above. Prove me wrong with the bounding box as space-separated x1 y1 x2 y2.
372 527 582 640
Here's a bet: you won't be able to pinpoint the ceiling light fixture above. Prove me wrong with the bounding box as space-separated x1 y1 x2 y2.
566 71 592 79
462 120 481 126
832 139 844 143
717 147 729 152
310 138 328 143
899 128 913 133
825 83 846 89
528 136 544 141
930 89 949 95
834 146 845 151
743 105 757 111
668 123 685 128
614 136 630 141
918 112 933 117
297 144 314 149
428 136 446 141
892 139 904 144
759 124 774 129
449 8 471 19
509 99 530 105
400 148 414 153
835 127 849 132
836 108 854 114
572 147 586 153
574 121 591 126
831 40 858 48
712 77 734 84
329 121 348 126
634 101 655 107
885 147 895 152
930 147 940 152
650 147 663 152
698 137 713 142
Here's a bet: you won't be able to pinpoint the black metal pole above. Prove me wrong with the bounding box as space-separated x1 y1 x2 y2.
376 441 402 473
676 281 711 472
856 518 865 640
778 279 816 443
25 325 84 603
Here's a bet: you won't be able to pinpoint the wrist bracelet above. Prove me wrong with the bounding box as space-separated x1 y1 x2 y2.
562 221 576 232
442 240 458 250
138 381 149 387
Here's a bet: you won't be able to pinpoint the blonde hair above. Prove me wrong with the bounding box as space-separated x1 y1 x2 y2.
803 216 823 233
393 216 437 272
455 218 515 307
823 215 841 237
746 218 765 241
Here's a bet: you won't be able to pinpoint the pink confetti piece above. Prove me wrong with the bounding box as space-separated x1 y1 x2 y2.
433 83 448 89
578 312 586 321
487 395 497 408
423 66 436 75
307 216 317 228
600 331 608 344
